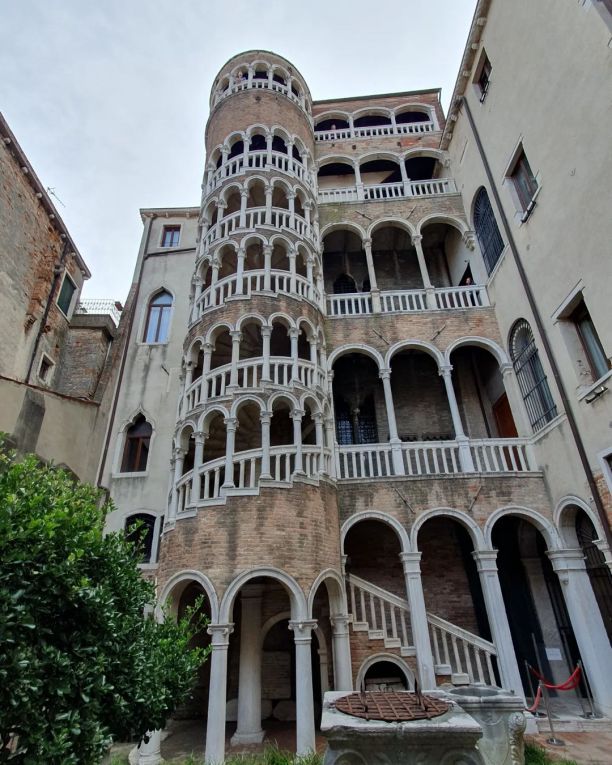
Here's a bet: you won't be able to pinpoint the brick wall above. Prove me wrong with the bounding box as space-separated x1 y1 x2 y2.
55 315 115 399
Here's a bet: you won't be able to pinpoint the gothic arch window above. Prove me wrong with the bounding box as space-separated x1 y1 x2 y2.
121 415 152 472
509 319 557 431
143 290 173 343
473 187 505 275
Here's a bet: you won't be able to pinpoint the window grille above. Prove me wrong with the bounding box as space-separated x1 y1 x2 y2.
473 188 504 274
576 512 612 643
510 319 557 431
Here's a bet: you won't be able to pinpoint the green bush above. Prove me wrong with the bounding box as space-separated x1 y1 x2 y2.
0 446 209 764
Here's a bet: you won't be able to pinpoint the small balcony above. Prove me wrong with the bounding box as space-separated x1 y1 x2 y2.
314 109 438 142
205 147 313 195
318 178 457 204
326 284 489 317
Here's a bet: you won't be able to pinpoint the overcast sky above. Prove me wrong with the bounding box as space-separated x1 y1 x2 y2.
1 0 476 301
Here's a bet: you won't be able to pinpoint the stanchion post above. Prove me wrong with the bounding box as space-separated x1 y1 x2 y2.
541 681 565 747
578 660 601 719
525 660 546 718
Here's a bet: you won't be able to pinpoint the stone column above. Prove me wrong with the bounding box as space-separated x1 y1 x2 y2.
363 238 381 312
220 145 230 168
222 417 237 488
191 431 206 504
325 419 336 478
472 551 524 697
263 244 273 292
232 586 265 744
289 328 300 382
330 615 353 691
235 247 246 295
306 255 314 284
304 201 312 238
288 249 297 295
289 620 317 755
204 623 234 765
292 409 305 475
260 410 272 479
239 189 248 228
400 552 436 689
137 730 161 765
313 412 325 474
167 454 179 524
229 330 242 388
183 360 194 414
288 192 296 229
548 549 612 716
354 161 364 200
379 368 404 475
412 234 435 308
265 186 273 225
209 259 220 306
201 342 213 404
266 132 273 165
261 326 272 382
439 365 475 472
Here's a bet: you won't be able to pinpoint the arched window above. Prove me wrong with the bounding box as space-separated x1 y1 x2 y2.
473 187 505 275
125 513 158 563
509 320 557 431
121 415 152 472
144 290 173 343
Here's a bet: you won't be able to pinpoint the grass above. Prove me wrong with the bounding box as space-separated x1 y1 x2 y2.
525 742 579 765
110 746 322 765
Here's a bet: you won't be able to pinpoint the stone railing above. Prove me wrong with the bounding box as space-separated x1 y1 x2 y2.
205 150 313 193
428 613 497 685
175 445 332 512
326 285 489 317
317 178 457 204
193 270 322 321
203 207 315 248
185 356 326 410
75 299 122 326
336 438 536 479
314 121 436 141
212 78 308 113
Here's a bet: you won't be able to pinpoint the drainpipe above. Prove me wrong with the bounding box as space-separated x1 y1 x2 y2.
458 96 612 548
96 214 156 486
25 238 70 383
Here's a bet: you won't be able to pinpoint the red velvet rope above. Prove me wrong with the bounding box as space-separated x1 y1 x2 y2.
528 663 581 691
526 684 543 712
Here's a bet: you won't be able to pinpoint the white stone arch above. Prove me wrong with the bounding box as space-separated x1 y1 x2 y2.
291 134 308 157
230 394 266 419
554 495 607 548
401 146 446 163
205 320 234 345
320 220 367 244
270 124 293 145
219 180 244 204
268 310 297 331
444 336 510 368
417 213 469 237
327 343 385 371
244 122 271 141
270 63 290 83
484 505 561 551
341 511 411 554
385 339 444 370
357 149 402 167
224 131 247 151
296 315 317 340
410 507 486 552
316 153 356 170
307 568 346 618
219 566 308 622
270 175 293 198
394 102 434 120
367 217 417 240
268 390 301 412
235 311 267 332
175 420 198 449
300 392 323 416
198 404 230 433
244 173 270 194
269 232 295 252
157 569 220 623
248 58 273 77
355 653 415 691
314 109 352 126
352 106 393 121
239 231 269 251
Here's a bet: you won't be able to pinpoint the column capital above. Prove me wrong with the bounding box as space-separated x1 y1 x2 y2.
263 244 273 256
207 622 234 647
330 614 351 634
412 234 423 246
173 447 187 459
217 200 227 210
260 325 272 338
260 410 272 425
194 430 207 444
462 231 476 250
224 416 238 431
312 412 324 424
291 409 305 420
240 188 249 198
221 146 231 156
363 237 372 248
204 341 214 353
378 367 392 381
288 619 318 642
547 548 587 576
439 364 453 377
399 551 422 573
289 327 300 339
471 549 499 572
184 359 194 370
230 330 243 341
237 247 246 258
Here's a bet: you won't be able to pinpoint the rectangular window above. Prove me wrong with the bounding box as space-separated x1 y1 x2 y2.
161 225 180 247
57 273 76 316
509 150 538 212
570 300 610 380
476 54 492 102
38 355 54 383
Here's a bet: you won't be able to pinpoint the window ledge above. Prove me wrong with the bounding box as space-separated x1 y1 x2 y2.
519 184 542 224
138 341 170 347
111 470 150 479
529 412 567 443
577 368 612 402
137 562 159 571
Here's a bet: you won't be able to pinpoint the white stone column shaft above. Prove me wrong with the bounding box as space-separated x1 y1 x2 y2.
289 620 317 755
232 587 265 744
400 552 436 689
261 326 272 381
412 234 433 290
289 328 300 381
229 331 242 388
330 615 353 691
235 248 246 295
191 431 206 503
260 411 272 479
223 418 236 488
440 365 475 472
204 624 234 765
379 368 404 474
472 551 524 698
292 410 304 474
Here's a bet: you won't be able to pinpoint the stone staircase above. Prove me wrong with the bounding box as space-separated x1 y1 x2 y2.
346 573 498 686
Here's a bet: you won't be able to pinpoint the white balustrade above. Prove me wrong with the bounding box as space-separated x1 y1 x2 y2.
194 270 322 319
428 613 497 686
326 292 373 316
318 178 457 204
380 290 427 313
435 286 489 309
336 438 536 480
347 574 414 651
470 438 535 473
314 121 435 142
212 78 307 111
204 207 314 248
206 150 310 193
178 446 331 511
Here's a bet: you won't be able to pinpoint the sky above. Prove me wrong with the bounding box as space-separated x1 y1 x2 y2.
1 0 476 301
